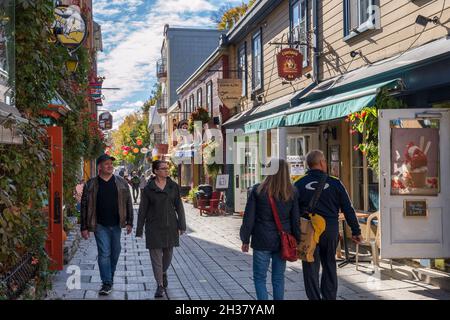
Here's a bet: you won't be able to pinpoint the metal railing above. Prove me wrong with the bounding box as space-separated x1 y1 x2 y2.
156 94 168 113
156 58 167 78
0 252 38 299
152 132 164 145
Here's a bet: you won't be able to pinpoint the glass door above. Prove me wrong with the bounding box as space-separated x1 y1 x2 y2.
286 134 311 182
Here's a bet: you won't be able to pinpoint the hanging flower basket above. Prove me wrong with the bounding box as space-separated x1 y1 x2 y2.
188 107 210 134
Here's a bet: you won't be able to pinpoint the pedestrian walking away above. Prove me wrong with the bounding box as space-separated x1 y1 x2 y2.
80 154 134 296
240 158 300 300
136 160 187 298
294 150 362 300
130 171 141 204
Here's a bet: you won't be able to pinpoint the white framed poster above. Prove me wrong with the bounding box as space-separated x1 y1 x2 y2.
216 174 229 190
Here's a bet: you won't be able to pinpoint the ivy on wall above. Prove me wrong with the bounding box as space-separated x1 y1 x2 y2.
0 0 105 298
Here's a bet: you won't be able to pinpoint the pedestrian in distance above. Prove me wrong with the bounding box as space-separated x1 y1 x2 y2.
130 171 141 204
139 173 147 201
136 160 186 298
80 154 133 296
294 150 362 300
240 158 300 300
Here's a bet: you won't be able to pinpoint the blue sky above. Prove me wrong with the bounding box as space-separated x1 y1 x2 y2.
93 0 243 129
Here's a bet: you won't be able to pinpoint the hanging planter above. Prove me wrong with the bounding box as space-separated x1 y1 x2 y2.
348 89 406 174
188 107 210 134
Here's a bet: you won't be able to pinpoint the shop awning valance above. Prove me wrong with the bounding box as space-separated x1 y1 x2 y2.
244 79 401 133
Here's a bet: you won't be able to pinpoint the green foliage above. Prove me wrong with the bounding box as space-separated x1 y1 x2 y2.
348 89 406 174
188 107 210 134
169 160 178 179
111 111 150 168
216 0 256 30
187 187 199 202
0 0 105 298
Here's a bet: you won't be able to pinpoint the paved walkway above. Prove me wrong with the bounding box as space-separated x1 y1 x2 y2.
47 202 450 300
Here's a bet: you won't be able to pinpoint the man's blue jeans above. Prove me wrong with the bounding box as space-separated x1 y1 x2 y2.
253 250 286 300
94 224 122 285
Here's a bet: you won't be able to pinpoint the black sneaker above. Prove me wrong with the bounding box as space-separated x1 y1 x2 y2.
154 285 165 298
99 283 112 296
163 273 168 288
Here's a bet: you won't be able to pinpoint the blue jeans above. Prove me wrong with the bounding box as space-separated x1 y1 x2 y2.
94 224 122 285
253 250 286 300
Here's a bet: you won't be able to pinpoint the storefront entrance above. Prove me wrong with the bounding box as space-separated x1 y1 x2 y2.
379 108 450 259
285 128 319 182
233 134 260 213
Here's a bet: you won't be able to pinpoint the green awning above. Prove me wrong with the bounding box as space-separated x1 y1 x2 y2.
284 94 375 126
244 114 285 133
244 79 400 133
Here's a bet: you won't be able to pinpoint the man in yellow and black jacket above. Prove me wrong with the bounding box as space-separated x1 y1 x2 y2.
294 150 362 300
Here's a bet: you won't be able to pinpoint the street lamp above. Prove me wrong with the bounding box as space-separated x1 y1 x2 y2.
66 52 79 73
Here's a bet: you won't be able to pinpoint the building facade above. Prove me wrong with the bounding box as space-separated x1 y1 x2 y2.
174 0 450 270
154 25 225 165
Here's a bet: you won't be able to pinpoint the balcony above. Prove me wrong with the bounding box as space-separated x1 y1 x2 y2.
156 93 168 114
156 59 167 79
153 132 164 145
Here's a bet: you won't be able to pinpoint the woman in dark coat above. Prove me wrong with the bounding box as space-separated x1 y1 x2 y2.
240 158 300 300
136 160 186 298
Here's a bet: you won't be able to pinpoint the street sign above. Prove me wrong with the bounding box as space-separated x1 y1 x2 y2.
277 48 303 81
217 79 242 109
99 112 112 130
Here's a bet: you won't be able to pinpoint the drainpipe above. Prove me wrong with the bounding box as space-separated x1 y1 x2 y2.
312 0 320 84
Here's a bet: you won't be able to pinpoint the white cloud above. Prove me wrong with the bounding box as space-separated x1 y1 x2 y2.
152 0 215 14
110 107 141 130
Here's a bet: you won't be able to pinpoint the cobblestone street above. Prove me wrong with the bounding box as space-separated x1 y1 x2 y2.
47 203 450 300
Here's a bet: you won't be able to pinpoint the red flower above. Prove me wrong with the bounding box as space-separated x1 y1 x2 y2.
31 257 39 265
353 145 360 151
361 111 367 118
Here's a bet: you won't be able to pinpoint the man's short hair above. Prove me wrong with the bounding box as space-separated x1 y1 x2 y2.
306 150 325 169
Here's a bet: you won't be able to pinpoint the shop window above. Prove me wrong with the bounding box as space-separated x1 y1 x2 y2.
343 0 380 40
197 88 202 107
291 0 308 67
351 132 379 212
252 30 262 91
238 43 247 97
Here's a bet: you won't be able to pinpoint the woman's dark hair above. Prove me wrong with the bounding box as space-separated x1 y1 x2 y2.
152 160 168 174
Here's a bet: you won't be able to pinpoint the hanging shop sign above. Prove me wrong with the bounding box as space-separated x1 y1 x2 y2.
98 112 112 130
52 5 87 50
217 79 242 109
277 48 303 81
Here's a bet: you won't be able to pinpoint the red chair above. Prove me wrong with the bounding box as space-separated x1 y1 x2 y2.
198 191 221 216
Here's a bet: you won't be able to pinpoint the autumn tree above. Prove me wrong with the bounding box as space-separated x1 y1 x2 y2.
215 0 256 30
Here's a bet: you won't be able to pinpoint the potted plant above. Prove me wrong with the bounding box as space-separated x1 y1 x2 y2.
188 107 210 134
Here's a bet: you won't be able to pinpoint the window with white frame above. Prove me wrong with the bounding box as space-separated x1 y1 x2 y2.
238 43 247 97
344 0 380 38
351 131 379 212
252 30 262 91
183 100 188 120
206 81 213 115
291 0 308 67
197 88 202 107
189 94 195 114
